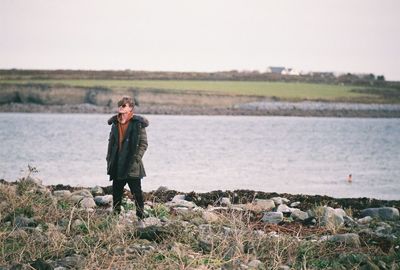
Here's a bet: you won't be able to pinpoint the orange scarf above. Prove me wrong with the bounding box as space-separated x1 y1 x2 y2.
117 112 134 151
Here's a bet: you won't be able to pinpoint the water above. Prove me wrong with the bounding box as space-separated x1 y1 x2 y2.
0 113 399 200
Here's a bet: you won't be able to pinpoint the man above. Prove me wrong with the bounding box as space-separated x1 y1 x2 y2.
106 96 149 223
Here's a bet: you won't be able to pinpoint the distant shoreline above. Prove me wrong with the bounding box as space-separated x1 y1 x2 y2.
1 102 400 118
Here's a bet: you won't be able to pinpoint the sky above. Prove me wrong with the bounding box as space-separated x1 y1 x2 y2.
1 0 400 80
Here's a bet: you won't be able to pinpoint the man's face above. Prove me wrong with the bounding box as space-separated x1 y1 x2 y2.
118 103 133 114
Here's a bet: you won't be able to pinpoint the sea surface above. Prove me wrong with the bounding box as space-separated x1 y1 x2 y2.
0 113 399 200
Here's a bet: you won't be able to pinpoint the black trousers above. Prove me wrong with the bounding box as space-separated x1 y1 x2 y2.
112 178 144 219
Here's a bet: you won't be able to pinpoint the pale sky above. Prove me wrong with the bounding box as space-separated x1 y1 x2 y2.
1 0 400 80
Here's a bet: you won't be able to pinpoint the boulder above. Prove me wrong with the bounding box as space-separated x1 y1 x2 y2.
166 199 197 209
320 207 344 228
143 217 162 227
360 207 399 221
80 197 96 209
277 204 292 214
262 212 283 224
291 209 309 221
290 201 301 207
53 190 71 200
271 197 289 205
94 195 113 206
357 216 373 225
254 199 275 211
324 233 360 247
219 197 231 206
71 189 93 198
90 186 104 196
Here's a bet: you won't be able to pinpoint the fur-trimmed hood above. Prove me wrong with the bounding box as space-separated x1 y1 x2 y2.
107 114 149 127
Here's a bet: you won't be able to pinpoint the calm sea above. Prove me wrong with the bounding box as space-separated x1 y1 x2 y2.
0 113 399 200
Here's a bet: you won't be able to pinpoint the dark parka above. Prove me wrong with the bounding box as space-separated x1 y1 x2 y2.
106 114 149 181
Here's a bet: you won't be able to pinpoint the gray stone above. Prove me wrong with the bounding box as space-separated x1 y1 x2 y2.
68 195 84 204
173 207 190 214
80 197 96 208
56 255 85 269
290 201 301 207
94 195 113 206
172 194 186 202
291 209 309 221
15 216 36 228
143 217 162 227
71 189 93 198
360 207 399 221
166 199 197 209
375 222 392 235
90 185 104 196
278 266 290 270
53 190 71 199
323 233 361 247
320 206 344 228
357 216 373 224
220 197 231 206
343 215 358 227
254 199 275 211
271 197 289 205
277 204 292 213
262 211 283 224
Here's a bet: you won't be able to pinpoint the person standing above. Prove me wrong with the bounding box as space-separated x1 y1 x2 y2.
106 96 149 222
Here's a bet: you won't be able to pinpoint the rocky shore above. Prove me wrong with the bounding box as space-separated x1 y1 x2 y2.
1 177 399 269
1 101 400 118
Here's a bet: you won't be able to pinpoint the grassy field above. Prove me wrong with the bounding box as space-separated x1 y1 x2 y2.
1 79 375 102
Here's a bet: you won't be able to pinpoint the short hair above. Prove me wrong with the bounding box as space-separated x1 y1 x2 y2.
117 96 135 107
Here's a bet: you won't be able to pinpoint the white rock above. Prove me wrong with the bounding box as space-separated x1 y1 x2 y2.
143 217 162 227
90 186 104 196
262 211 283 224
53 190 72 199
80 197 96 208
71 189 93 198
321 207 344 228
290 201 301 207
172 194 186 202
277 204 292 213
254 199 275 211
291 209 309 221
94 195 113 206
220 197 231 206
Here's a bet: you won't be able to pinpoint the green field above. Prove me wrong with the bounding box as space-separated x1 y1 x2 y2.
1 79 375 101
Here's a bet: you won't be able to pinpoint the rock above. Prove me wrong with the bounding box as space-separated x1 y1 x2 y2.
254 199 275 211
68 195 84 204
277 204 292 214
320 207 344 228
30 258 53 270
202 211 220 223
248 259 265 269
290 201 300 207
26 176 42 186
172 194 186 202
220 197 231 206
94 195 113 206
90 185 104 196
357 216 373 224
166 199 197 209
198 239 212 252
55 255 85 269
72 219 84 229
271 197 289 205
53 190 71 199
324 233 361 247
156 186 169 192
80 197 96 208
15 216 36 228
173 207 190 214
262 212 283 224
71 189 93 198
375 222 392 234
343 215 358 227
278 266 290 270
291 209 309 221
143 217 162 227
134 226 172 242
360 207 399 221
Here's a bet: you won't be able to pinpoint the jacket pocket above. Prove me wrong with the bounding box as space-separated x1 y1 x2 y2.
128 159 141 178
